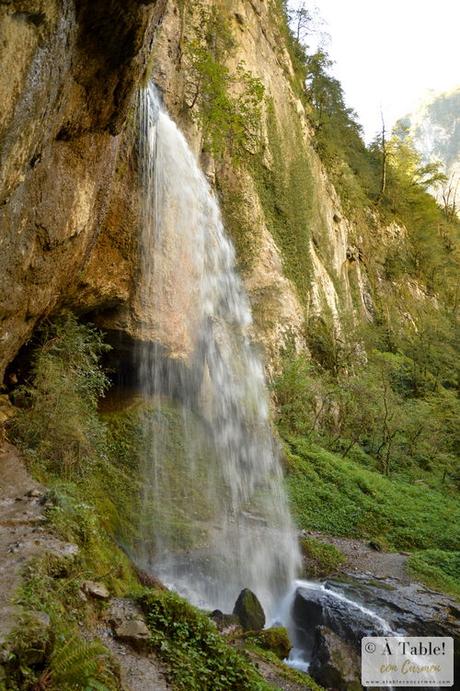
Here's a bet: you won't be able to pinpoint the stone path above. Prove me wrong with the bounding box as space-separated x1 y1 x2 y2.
0 443 78 647
306 530 410 582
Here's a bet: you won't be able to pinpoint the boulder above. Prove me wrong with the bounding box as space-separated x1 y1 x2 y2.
252 626 291 659
233 589 265 631
82 580 110 600
114 619 151 651
310 625 361 691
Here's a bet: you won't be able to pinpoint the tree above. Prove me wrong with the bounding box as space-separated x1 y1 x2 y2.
441 174 459 221
287 1 313 44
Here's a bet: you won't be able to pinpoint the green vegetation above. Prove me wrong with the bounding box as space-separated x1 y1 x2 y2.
252 100 315 303
300 536 346 577
4 549 122 690
10 313 110 479
274 343 459 485
245 627 291 660
184 3 264 157
244 644 325 691
104 398 219 552
140 590 271 691
407 550 460 599
6 314 285 690
285 439 460 552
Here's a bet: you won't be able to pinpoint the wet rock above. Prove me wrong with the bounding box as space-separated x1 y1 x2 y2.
233 588 265 631
292 577 460 681
114 620 151 651
82 580 110 600
252 626 291 660
292 584 380 658
310 625 361 691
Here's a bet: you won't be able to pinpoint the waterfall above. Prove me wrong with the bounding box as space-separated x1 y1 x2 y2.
135 83 300 618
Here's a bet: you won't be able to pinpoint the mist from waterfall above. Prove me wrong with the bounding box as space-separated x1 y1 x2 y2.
135 83 300 618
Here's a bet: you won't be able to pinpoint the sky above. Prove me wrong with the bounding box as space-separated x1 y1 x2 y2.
293 0 460 141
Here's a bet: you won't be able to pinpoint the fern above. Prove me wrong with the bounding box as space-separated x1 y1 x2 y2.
48 632 117 690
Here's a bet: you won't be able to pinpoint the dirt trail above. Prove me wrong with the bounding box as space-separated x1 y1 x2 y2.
307 530 410 582
0 443 78 646
0 443 172 690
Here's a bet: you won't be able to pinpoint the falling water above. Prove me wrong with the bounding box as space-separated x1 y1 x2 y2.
135 83 300 618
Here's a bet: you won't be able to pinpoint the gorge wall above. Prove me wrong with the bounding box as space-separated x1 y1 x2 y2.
0 0 409 381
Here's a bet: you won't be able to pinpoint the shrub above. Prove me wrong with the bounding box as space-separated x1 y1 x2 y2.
10 312 110 478
184 5 264 157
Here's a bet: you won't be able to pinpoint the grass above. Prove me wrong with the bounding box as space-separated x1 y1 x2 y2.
285 437 460 551
300 536 346 577
407 550 460 600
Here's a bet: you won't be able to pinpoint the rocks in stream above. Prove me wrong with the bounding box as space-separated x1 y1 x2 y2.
310 626 361 691
292 577 460 685
233 588 265 631
291 584 382 658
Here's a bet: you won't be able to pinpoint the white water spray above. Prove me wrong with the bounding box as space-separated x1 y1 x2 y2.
135 83 300 618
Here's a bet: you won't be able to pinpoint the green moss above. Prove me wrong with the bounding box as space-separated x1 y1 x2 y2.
407 550 460 600
300 536 346 578
246 627 291 660
104 396 223 553
245 644 325 691
140 590 272 690
217 175 262 274
5 552 121 690
183 4 264 158
252 100 314 307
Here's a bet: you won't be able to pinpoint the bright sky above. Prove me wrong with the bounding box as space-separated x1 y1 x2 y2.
295 0 460 141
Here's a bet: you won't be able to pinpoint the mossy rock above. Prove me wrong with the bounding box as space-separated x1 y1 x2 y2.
251 626 291 660
300 536 346 578
233 588 265 631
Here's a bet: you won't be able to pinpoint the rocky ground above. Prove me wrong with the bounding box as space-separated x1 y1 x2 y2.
0 443 172 690
306 529 410 583
0 443 78 648
0 444 317 690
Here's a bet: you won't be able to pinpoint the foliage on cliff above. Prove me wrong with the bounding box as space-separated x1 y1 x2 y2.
184 3 264 157
267 1 460 598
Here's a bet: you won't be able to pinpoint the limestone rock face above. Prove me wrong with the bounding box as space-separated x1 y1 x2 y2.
0 0 167 379
0 0 424 380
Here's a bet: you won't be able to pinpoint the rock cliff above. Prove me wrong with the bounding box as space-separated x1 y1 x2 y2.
0 0 408 379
